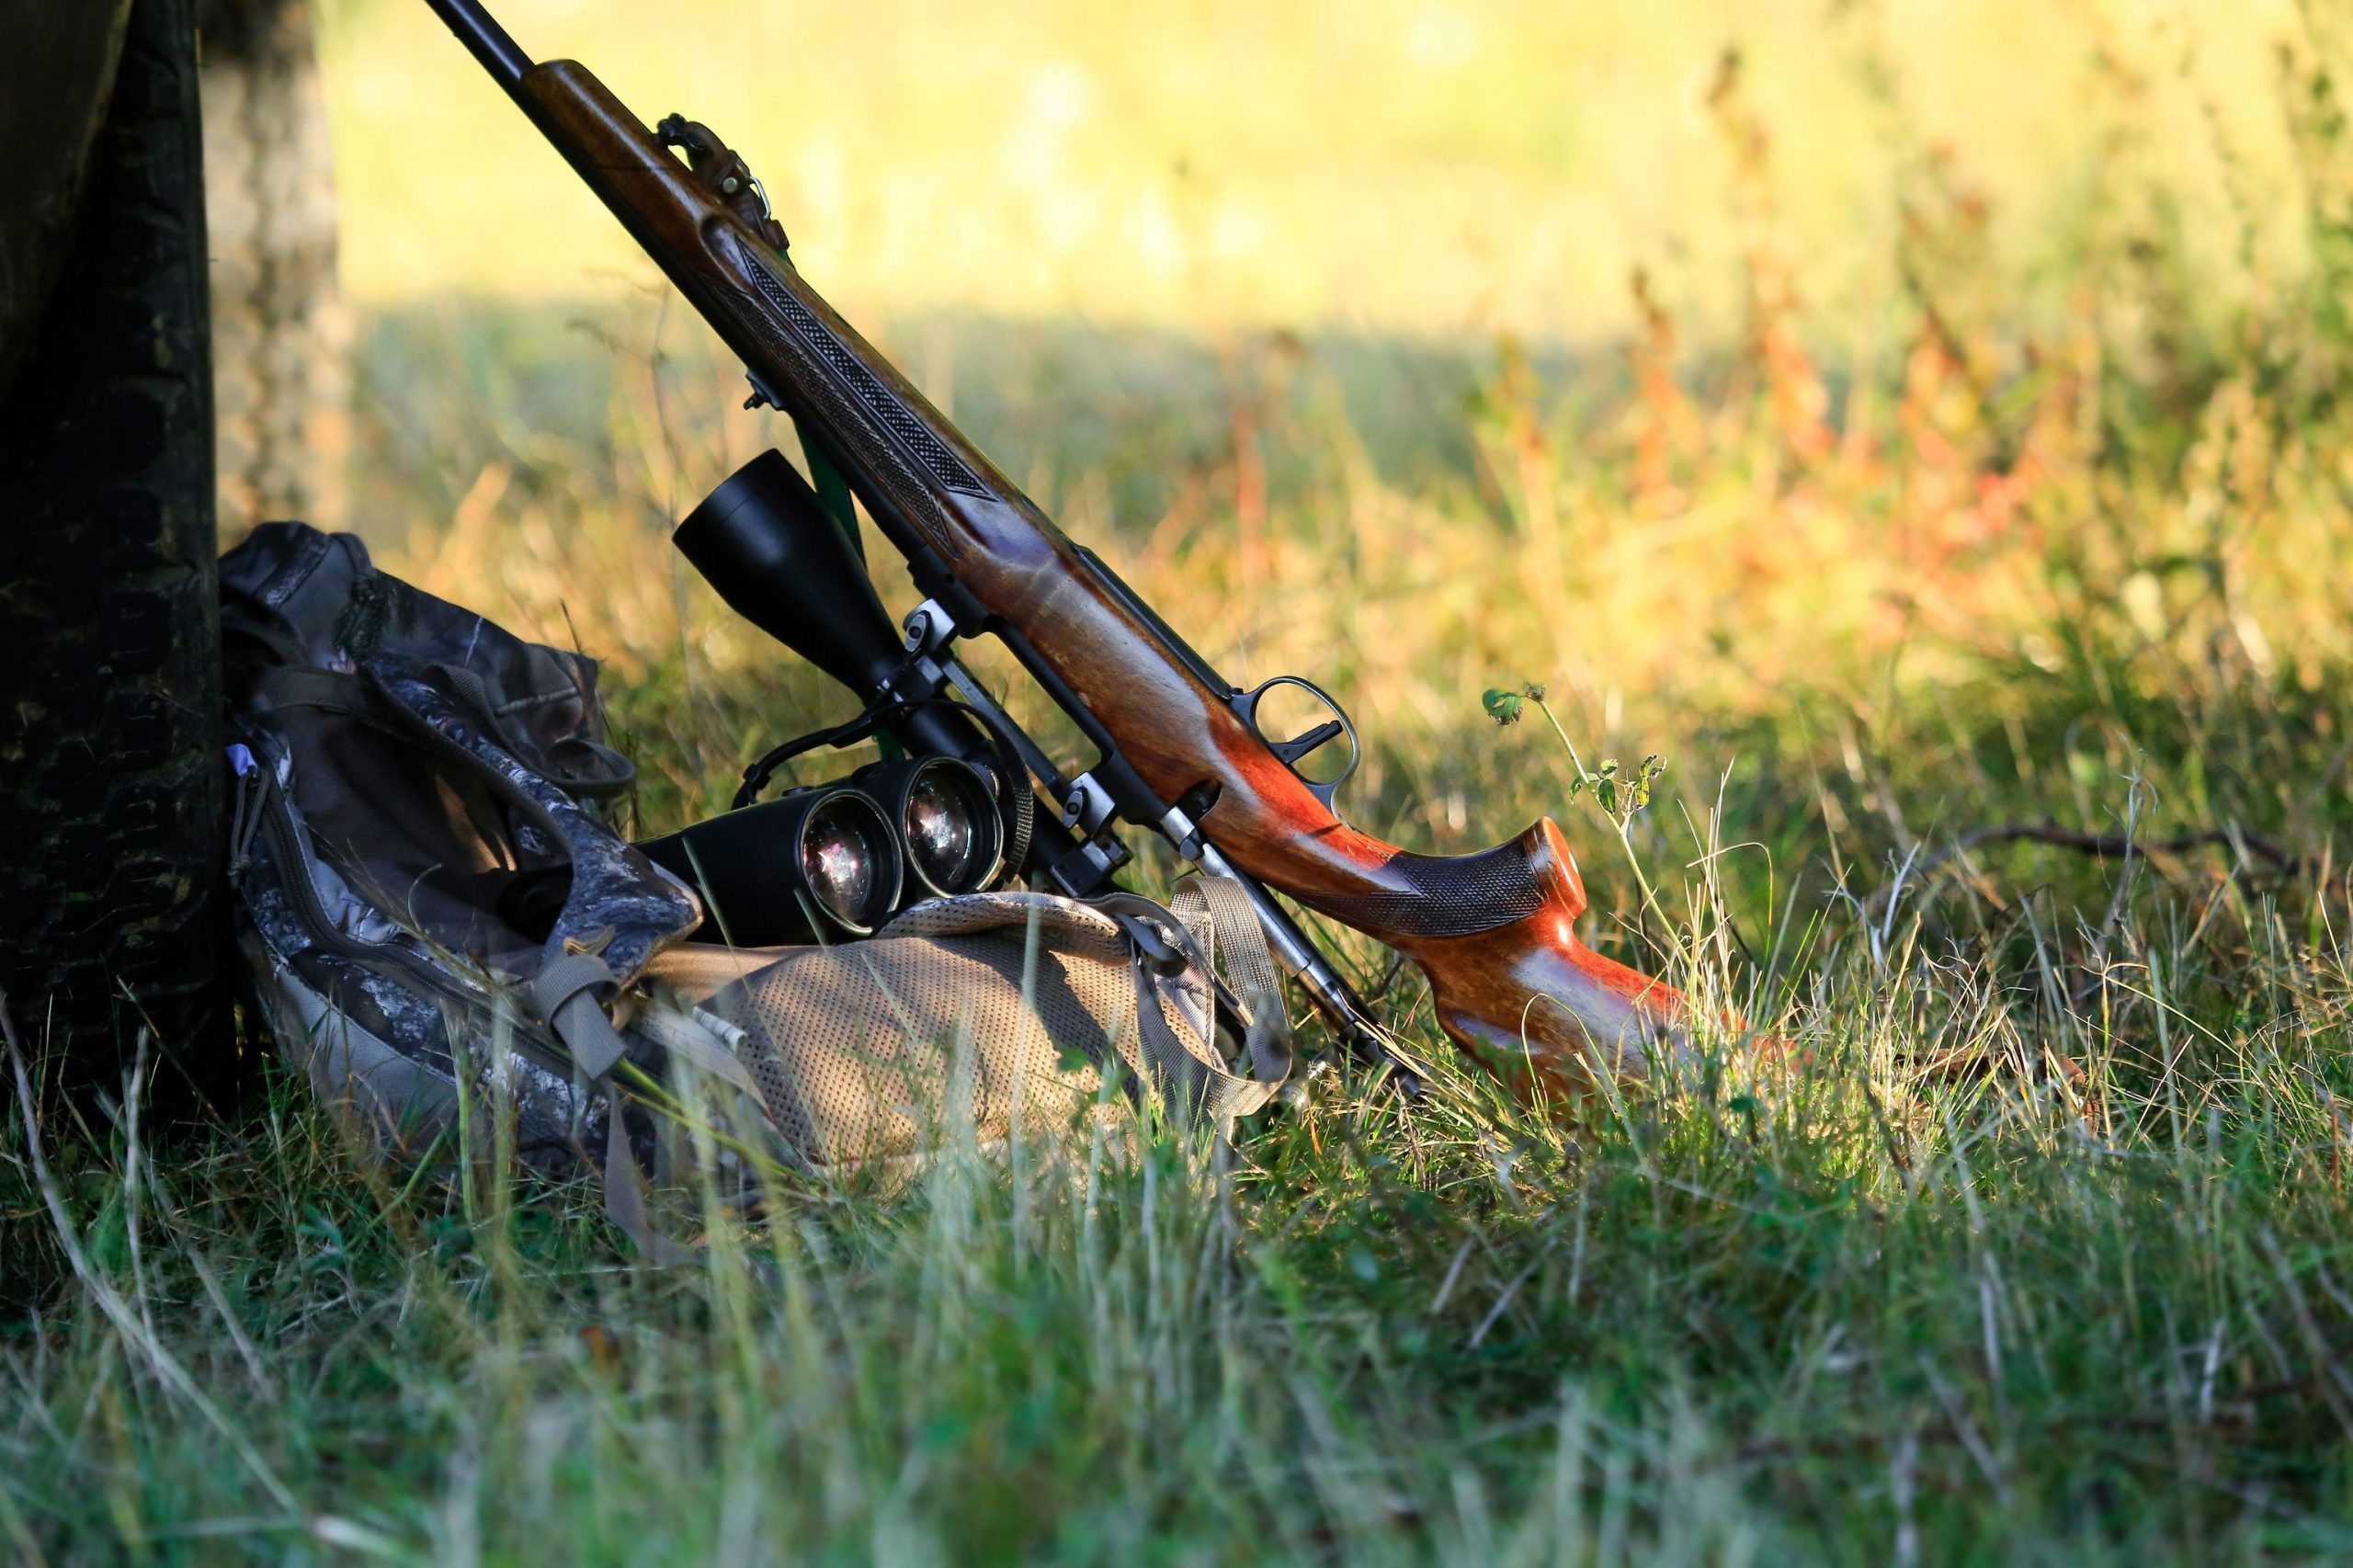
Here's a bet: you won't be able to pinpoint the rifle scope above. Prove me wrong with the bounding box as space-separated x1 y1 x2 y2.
673 449 981 768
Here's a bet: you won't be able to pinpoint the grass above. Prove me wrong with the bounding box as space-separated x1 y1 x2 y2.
10 0 2353 1560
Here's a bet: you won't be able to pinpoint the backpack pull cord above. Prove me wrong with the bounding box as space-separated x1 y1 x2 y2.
532 949 764 1266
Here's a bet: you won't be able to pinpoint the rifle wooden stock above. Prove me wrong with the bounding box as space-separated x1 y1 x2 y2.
513 60 1691 1093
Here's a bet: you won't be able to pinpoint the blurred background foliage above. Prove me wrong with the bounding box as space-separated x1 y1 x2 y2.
321 0 2308 347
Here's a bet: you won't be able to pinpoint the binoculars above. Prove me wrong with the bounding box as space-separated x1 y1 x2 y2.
639 448 1015 946
636 755 1004 946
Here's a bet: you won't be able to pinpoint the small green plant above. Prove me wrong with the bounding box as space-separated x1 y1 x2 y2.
1486 681 1665 827
1484 680 1670 927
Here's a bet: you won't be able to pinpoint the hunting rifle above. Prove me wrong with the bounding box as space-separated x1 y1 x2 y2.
422 0 1692 1096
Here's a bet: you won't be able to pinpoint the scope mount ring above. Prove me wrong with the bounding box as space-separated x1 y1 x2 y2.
1232 674 1358 812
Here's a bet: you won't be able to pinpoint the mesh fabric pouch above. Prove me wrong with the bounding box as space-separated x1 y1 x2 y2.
648 885 1294 1173
221 523 1290 1257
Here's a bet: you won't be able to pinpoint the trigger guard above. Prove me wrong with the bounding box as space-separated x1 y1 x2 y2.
1232 674 1359 809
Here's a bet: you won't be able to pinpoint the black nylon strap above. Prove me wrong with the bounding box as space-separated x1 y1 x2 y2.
733 705 891 809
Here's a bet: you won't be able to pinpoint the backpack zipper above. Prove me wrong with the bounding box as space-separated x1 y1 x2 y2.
225 742 267 880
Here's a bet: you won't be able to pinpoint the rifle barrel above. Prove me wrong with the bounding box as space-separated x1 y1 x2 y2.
424 0 532 93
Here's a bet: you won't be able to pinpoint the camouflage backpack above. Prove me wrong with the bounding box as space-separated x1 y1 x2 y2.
220 523 1291 1258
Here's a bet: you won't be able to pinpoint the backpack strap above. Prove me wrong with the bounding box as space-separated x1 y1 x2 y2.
1170 874 1293 1085
1115 874 1295 1130
249 665 375 717
533 950 632 1081
534 949 774 1265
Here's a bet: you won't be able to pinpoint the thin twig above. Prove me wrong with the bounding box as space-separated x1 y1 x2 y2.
1866 820 2303 915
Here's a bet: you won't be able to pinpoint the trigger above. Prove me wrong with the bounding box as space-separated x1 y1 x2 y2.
1270 719 1345 767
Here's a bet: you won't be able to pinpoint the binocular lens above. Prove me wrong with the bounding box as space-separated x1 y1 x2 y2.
637 755 1004 944
635 785 904 945
852 755 1003 902
904 769 981 892
800 794 890 928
